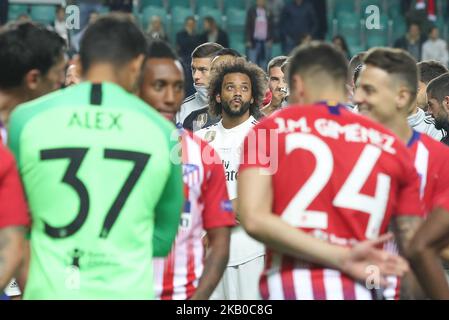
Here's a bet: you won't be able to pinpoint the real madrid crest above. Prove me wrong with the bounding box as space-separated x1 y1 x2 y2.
204 130 216 143
195 113 208 129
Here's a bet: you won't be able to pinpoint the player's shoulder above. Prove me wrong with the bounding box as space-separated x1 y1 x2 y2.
418 132 449 154
181 93 197 107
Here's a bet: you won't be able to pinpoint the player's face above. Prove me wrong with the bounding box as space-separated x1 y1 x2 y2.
416 81 428 111
354 65 399 124
65 65 80 87
35 54 66 97
191 57 211 87
427 93 449 131
139 58 185 121
218 72 254 118
268 66 287 104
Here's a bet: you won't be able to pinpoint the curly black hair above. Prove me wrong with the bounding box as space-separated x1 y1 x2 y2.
208 57 267 119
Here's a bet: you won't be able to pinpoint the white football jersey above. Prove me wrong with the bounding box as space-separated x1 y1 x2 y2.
196 116 265 266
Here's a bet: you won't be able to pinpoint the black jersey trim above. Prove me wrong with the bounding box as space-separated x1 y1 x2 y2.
90 83 103 105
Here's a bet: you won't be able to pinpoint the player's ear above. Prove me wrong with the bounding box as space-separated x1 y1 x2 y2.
216 94 221 103
24 69 42 91
396 85 411 112
290 74 304 104
443 96 449 111
130 54 145 75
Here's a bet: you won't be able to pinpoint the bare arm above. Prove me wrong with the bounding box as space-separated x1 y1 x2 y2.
391 215 425 299
406 207 449 299
0 226 26 291
190 227 231 300
238 168 408 285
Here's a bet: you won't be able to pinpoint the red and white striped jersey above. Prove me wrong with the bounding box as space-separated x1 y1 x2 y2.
239 102 424 300
153 130 235 300
384 130 449 300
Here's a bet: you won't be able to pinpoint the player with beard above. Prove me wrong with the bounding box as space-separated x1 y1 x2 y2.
354 47 449 299
426 73 449 146
195 58 265 299
137 40 235 300
261 56 288 117
407 60 447 141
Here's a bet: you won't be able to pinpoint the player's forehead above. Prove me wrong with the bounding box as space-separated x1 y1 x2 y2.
359 64 392 87
223 72 251 85
145 58 184 82
191 57 211 69
269 66 284 78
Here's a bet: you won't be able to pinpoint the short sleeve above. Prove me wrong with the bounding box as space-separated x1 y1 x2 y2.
201 142 236 230
0 146 30 228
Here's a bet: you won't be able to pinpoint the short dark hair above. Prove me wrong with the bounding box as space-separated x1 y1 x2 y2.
185 16 195 24
288 41 348 89
363 47 418 100
204 16 216 26
353 64 363 85
267 56 288 73
80 13 146 73
191 42 223 59
0 22 65 89
349 51 365 82
208 57 266 119
427 72 449 102
214 48 242 58
417 60 448 84
147 40 178 60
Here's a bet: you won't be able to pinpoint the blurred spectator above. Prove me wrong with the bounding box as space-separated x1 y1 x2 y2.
54 5 68 44
311 0 327 40
245 0 274 70
0 0 8 26
280 0 318 55
394 22 426 61
17 14 31 23
332 35 350 60
422 26 448 66
76 0 103 31
298 33 312 46
146 16 168 42
176 16 200 97
265 0 284 42
71 11 99 52
199 16 229 48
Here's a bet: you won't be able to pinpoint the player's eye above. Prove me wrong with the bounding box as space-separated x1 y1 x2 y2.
241 86 249 92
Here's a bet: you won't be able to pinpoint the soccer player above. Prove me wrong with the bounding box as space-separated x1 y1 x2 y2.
0 20 66 298
261 56 289 116
0 21 66 135
426 73 449 146
0 145 29 292
238 42 421 300
408 60 447 140
176 42 223 131
138 40 235 300
195 58 266 300
354 47 449 299
8 14 183 299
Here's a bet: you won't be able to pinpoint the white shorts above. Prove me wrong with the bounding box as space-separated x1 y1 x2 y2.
210 255 264 300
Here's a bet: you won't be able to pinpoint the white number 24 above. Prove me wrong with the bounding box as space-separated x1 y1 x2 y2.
282 133 391 239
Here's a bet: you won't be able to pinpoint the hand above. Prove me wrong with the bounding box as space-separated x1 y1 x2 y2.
340 233 409 287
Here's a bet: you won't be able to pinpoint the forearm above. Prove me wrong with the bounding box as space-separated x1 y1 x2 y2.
0 227 25 290
408 246 449 299
191 228 230 300
244 212 348 271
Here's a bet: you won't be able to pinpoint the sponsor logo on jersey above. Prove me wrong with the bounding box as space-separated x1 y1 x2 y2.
220 200 233 212
195 113 208 129
204 130 216 143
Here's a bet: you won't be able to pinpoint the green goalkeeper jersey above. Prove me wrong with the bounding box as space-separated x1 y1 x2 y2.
8 82 183 299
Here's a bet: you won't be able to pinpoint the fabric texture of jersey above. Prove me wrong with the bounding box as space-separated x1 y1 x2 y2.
0 144 29 228
176 92 209 131
196 116 265 266
239 102 424 300
8 82 183 300
153 130 235 300
407 108 445 141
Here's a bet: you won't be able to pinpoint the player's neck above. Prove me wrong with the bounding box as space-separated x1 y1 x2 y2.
84 65 124 88
0 89 30 125
221 112 250 129
408 106 419 117
387 117 414 144
305 89 347 106
261 101 281 116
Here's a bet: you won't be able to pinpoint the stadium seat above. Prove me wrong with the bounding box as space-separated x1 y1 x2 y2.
140 0 165 11
229 39 245 56
337 12 361 47
171 6 194 43
392 17 407 44
270 43 283 59
387 0 402 18
8 4 29 21
361 0 385 15
142 5 169 30
168 0 193 10
223 0 248 11
198 6 223 30
226 7 246 32
334 1 356 18
195 0 220 11
364 15 389 49
30 5 56 25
